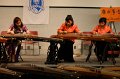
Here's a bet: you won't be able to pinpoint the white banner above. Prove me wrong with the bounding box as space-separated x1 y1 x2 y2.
23 0 49 24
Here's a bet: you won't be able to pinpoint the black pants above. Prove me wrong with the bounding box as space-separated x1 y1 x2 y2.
94 41 108 61
58 39 74 62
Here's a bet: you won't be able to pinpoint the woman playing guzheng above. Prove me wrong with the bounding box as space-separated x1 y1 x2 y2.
6 17 29 62
92 17 113 62
57 15 81 62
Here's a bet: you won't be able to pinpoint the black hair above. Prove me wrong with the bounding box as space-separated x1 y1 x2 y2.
99 17 107 24
65 15 74 26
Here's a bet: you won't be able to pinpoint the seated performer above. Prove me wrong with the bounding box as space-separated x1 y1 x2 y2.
6 17 29 62
57 15 81 62
92 17 113 62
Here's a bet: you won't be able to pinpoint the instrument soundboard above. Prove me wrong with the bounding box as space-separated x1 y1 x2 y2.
51 33 120 42
0 34 63 43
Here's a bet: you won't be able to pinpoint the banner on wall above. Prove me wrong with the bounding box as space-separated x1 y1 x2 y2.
23 0 49 24
100 7 120 22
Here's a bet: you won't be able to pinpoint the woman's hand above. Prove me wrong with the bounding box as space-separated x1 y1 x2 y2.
62 31 67 34
7 31 14 34
93 32 98 35
58 31 67 34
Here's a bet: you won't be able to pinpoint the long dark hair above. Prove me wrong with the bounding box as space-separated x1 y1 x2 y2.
65 15 74 26
13 17 23 29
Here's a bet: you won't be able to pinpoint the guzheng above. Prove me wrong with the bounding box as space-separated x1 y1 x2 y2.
51 33 120 42
57 65 120 78
0 34 63 43
0 34 38 39
0 68 23 77
6 64 78 79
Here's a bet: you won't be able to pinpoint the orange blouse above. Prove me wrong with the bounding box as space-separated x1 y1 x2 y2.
57 23 80 33
92 25 113 34
57 23 80 42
